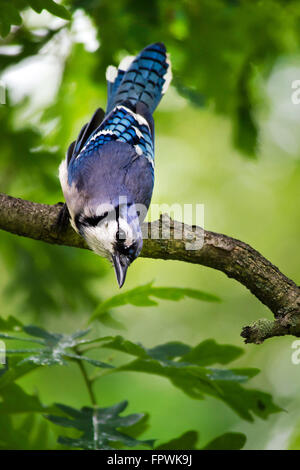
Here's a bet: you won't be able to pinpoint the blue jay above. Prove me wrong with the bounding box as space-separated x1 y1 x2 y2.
59 43 172 287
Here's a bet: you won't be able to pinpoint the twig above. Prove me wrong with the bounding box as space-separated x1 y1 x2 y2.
74 347 97 406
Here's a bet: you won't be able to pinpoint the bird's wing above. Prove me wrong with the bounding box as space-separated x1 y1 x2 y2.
75 102 155 171
66 107 105 164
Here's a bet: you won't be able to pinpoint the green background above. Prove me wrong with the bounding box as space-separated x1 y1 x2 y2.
0 0 300 449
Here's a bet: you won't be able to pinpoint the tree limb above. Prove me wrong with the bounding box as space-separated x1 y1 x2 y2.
0 192 299 344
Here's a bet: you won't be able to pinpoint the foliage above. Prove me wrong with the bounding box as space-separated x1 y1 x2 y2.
0 0 298 451
90 281 220 322
102 335 280 421
0 0 70 37
46 401 154 450
0 414 49 450
202 432 246 451
0 303 281 449
1 1 300 156
0 325 113 368
156 430 246 450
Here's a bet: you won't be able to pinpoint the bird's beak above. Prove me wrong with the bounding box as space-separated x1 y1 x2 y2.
112 253 129 288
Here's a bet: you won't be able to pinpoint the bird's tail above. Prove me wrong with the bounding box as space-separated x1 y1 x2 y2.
105 42 172 115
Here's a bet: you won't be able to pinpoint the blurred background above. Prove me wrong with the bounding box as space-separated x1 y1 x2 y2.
0 0 300 450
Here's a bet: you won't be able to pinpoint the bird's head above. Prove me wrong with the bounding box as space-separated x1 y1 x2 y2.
73 202 143 287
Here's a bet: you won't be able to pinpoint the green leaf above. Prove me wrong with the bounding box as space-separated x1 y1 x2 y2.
1 325 113 369
179 339 243 366
0 332 44 344
90 282 220 322
202 432 246 450
0 2 22 37
0 413 50 450
211 381 282 422
0 316 23 332
148 342 191 360
0 383 55 414
0 356 39 390
101 336 148 358
45 401 154 450
65 352 114 369
0 412 51 450
43 0 70 20
120 413 150 440
156 431 198 450
101 336 245 371
120 356 281 421
206 368 259 383
26 0 71 20
0 322 281 425
233 62 258 157
101 336 281 422
25 0 44 13
102 336 190 361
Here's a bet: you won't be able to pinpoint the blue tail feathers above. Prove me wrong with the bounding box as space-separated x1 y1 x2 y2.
106 42 172 115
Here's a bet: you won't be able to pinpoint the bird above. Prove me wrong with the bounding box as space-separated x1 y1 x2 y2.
59 43 172 287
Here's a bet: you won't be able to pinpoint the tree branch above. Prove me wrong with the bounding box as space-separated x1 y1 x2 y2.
0 192 299 344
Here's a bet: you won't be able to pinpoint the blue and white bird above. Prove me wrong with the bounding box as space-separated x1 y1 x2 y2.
59 43 172 287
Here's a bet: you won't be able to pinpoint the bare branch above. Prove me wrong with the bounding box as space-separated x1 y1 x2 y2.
0 192 299 344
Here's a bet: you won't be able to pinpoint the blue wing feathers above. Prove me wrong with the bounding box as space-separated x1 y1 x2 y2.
67 43 171 186
73 103 154 173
